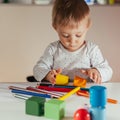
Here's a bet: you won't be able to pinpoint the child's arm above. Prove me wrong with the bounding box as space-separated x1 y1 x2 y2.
33 42 62 82
33 44 55 82
88 44 113 83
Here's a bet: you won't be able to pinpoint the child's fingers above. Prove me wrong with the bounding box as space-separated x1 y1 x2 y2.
56 68 62 73
50 78 56 84
51 70 57 76
94 75 101 84
50 68 62 84
90 73 101 84
80 69 88 75
52 68 62 76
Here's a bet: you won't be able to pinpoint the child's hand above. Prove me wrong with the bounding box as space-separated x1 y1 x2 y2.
45 68 62 84
80 68 101 84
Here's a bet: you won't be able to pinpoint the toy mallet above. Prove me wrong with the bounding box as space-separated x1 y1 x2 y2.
59 87 80 100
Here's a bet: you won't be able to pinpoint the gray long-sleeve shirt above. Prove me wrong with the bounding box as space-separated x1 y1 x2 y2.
33 40 113 82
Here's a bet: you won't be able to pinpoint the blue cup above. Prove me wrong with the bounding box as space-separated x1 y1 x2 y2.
90 86 107 107
90 107 106 120
85 0 95 5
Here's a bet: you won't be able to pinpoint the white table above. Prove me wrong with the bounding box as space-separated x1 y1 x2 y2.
0 82 120 120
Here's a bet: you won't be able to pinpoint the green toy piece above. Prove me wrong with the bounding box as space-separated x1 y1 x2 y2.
45 99 65 120
26 96 46 116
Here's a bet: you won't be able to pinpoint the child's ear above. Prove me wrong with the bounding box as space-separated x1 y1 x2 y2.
87 18 92 29
52 23 57 30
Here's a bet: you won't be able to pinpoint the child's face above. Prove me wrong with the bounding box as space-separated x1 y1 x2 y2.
55 18 90 52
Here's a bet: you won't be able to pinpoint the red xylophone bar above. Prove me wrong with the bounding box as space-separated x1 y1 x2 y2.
37 85 73 92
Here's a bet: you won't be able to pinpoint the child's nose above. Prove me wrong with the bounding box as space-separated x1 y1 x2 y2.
69 36 76 43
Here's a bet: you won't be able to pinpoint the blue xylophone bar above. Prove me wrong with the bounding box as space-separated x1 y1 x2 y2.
11 89 51 98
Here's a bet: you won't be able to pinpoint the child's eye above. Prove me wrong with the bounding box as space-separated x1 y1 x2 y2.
76 34 81 38
62 34 69 38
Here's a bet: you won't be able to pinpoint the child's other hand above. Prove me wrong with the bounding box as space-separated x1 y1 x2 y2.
80 68 101 84
45 68 62 84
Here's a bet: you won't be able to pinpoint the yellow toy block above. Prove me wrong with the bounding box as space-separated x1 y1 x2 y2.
73 76 86 87
56 74 69 85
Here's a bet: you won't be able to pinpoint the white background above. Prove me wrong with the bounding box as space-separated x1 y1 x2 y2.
0 5 120 82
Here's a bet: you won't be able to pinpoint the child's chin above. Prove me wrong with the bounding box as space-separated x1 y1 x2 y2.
68 48 78 52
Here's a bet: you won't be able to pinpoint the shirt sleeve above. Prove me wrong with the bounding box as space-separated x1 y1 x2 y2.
33 44 55 82
88 44 113 82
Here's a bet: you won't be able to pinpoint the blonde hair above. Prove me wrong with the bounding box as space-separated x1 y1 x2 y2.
52 0 90 27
